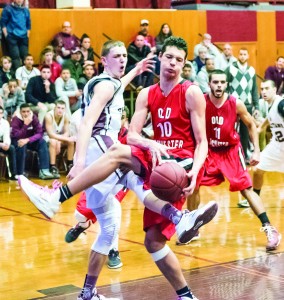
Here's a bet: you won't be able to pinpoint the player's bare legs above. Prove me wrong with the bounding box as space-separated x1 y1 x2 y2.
240 188 265 215
144 226 197 299
252 168 266 193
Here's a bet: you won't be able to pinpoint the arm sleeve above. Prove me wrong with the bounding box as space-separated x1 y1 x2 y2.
16 89 25 108
3 120 11 145
252 75 259 110
11 118 29 139
1 7 9 28
28 118 43 143
25 79 39 105
26 9 31 30
45 83 57 103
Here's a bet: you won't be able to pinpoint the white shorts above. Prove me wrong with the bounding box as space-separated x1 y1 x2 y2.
257 140 284 173
84 136 124 209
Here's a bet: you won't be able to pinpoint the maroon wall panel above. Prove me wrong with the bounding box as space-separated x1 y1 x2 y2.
93 0 170 8
92 0 118 8
207 11 257 42
276 12 284 41
29 0 56 8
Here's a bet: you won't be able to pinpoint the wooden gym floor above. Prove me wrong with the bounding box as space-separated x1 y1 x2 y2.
0 169 283 300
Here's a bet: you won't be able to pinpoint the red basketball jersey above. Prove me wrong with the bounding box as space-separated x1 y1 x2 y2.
148 80 196 156
205 94 240 148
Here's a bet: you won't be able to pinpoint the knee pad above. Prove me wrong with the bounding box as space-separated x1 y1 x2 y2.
150 245 171 262
123 171 151 204
91 195 121 255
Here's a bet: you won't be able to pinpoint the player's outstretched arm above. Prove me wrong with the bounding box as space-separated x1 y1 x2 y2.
237 99 260 166
184 85 208 195
121 56 156 88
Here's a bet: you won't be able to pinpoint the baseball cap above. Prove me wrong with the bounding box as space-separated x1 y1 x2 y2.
140 19 149 25
71 47 82 54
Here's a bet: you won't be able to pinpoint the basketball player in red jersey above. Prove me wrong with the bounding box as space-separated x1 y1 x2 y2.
19 37 218 300
187 69 281 251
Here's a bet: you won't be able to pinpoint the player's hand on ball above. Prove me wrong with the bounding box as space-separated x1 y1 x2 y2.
148 140 174 168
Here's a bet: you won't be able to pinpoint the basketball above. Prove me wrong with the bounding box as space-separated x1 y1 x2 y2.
149 162 189 203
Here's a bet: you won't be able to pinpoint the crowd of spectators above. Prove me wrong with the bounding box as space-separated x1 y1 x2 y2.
0 3 282 180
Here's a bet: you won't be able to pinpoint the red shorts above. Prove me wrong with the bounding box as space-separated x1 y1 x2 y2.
201 144 252 192
130 145 204 240
76 188 128 223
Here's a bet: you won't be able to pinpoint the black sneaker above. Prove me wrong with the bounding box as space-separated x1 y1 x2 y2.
50 166 60 179
9 175 18 181
65 221 91 243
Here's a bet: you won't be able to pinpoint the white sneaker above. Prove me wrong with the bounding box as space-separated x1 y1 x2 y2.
18 175 61 219
178 293 199 300
175 201 218 244
237 199 250 208
77 287 120 300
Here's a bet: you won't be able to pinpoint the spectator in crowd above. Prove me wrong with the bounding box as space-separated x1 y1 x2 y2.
40 46 62 83
225 48 259 163
137 19 156 51
0 105 17 180
79 33 95 68
43 100 75 178
77 64 95 91
155 23 173 54
181 62 196 82
51 21 80 65
55 68 82 115
214 43 237 71
0 56 15 87
193 33 220 59
11 103 55 179
15 53 40 90
154 23 173 74
195 58 215 93
192 45 207 75
0 78 25 118
1 0 31 71
25 65 57 124
126 34 153 88
62 48 83 83
264 56 284 95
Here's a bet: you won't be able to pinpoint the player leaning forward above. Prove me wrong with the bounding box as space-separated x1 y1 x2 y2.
188 70 281 251
19 37 218 300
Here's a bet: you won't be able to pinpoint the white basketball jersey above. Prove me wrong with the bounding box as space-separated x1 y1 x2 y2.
268 96 284 144
81 72 124 142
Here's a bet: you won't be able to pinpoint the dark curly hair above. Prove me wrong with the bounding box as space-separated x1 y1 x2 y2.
161 36 188 59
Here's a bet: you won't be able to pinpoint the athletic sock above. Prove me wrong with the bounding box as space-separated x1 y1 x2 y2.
161 203 182 225
258 212 270 226
253 188 261 195
59 185 73 203
176 286 194 299
82 274 97 292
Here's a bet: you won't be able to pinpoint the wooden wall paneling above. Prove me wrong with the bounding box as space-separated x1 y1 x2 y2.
257 11 277 79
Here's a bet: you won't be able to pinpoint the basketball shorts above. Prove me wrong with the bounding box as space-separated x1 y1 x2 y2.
201 143 252 192
130 145 204 240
